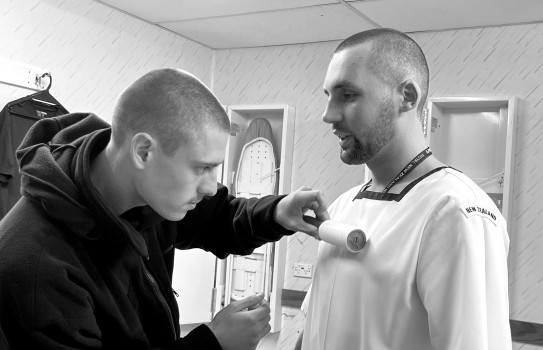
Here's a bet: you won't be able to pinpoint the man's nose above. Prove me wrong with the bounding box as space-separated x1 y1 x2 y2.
198 168 218 197
322 101 341 124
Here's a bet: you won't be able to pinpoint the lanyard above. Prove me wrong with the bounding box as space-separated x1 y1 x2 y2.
364 147 432 194
381 147 432 193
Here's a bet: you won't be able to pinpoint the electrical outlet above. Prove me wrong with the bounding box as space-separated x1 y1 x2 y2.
293 263 313 278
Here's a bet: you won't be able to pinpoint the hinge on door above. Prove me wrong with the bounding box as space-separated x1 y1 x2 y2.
211 285 225 317
421 108 428 137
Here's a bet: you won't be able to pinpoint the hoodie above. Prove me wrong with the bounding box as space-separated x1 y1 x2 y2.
0 113 291 349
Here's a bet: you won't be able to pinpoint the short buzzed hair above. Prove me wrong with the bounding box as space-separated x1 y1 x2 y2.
111 68 230 155
335 28 429 115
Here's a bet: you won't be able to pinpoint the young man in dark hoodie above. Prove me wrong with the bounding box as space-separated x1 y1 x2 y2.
0 68 329 350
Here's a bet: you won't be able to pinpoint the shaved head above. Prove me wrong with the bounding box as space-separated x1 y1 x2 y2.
111 68 230 155
335 28 429 115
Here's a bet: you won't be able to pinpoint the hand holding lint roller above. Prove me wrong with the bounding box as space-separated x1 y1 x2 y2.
303 215 367 253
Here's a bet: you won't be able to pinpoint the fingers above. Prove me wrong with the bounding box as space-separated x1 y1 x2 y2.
294 187 329 219
299 221 321 237
274 186 330 235
208 292 272 350
241 299 272 339
241 297 271 327
296 188 329 235
302 216 322 240
247 295 268 311
229 293 265 312
246 299 270 321
312 191 330 221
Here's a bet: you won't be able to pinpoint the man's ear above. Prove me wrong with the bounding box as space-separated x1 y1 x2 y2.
131 133 155 169
398 79 421 114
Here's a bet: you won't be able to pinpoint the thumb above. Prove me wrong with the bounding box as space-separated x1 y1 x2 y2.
229 293 265 312
300 215 322 238
299 222 320 237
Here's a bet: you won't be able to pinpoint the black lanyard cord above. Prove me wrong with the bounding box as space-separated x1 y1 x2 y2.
361 147 432 194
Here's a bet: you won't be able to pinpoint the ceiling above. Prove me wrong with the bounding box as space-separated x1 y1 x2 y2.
95 0 543 49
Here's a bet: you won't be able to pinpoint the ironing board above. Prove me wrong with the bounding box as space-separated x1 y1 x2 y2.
234 118 278 198
231 118 278 301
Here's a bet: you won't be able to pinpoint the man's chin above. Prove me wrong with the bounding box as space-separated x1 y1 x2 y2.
162 210 188 222
340 151 366 165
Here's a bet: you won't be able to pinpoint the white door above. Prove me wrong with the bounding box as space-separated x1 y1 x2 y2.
172 248 216 324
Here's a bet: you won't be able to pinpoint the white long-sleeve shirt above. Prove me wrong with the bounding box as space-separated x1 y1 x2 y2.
303 168 511 350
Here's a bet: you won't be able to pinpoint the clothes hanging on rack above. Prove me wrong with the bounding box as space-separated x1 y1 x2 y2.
0 78 68 219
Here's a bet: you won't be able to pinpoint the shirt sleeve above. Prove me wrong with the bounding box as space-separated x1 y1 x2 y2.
175 184 294 258
416 197 511 350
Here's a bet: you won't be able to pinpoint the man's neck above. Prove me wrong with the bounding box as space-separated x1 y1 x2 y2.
366 138 441 193
89 144 140 215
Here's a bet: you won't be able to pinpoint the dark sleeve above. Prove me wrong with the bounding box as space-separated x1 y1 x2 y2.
0 232 219 350
166 325 221 350
0 254 103 349
175 184 294 258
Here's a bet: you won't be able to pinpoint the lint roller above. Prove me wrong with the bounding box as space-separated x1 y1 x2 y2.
303 216 367 253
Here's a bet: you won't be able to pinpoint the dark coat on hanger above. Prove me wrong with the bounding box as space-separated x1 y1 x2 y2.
0 84 68 218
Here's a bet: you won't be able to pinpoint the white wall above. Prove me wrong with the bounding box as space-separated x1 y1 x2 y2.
0 0 213 121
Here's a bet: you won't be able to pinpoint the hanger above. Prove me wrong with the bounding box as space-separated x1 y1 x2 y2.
32 73 58 106
7 72 68 120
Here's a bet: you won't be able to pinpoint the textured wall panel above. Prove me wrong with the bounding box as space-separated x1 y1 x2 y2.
0 0 212 121
214 23 543 350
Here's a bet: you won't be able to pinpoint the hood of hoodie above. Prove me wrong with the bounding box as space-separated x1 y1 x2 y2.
16 113 154 257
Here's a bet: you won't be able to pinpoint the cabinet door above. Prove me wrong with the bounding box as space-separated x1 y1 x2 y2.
425 96 519 232
172 249 216 324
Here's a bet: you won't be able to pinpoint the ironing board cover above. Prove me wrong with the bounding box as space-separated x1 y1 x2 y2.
234 118 278 198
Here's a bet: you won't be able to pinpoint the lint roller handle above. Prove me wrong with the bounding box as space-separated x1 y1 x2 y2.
303 216 367 253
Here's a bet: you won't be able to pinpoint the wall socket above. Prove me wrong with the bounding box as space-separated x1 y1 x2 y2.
293 263 313 278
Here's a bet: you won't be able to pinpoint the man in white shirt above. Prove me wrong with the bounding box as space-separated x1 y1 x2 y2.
299 28 511 350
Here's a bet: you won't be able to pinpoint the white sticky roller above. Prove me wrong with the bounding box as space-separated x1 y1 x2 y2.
303 216 367 253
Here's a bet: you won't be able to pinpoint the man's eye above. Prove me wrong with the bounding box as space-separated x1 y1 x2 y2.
196 167 209 174
344 92 356 100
